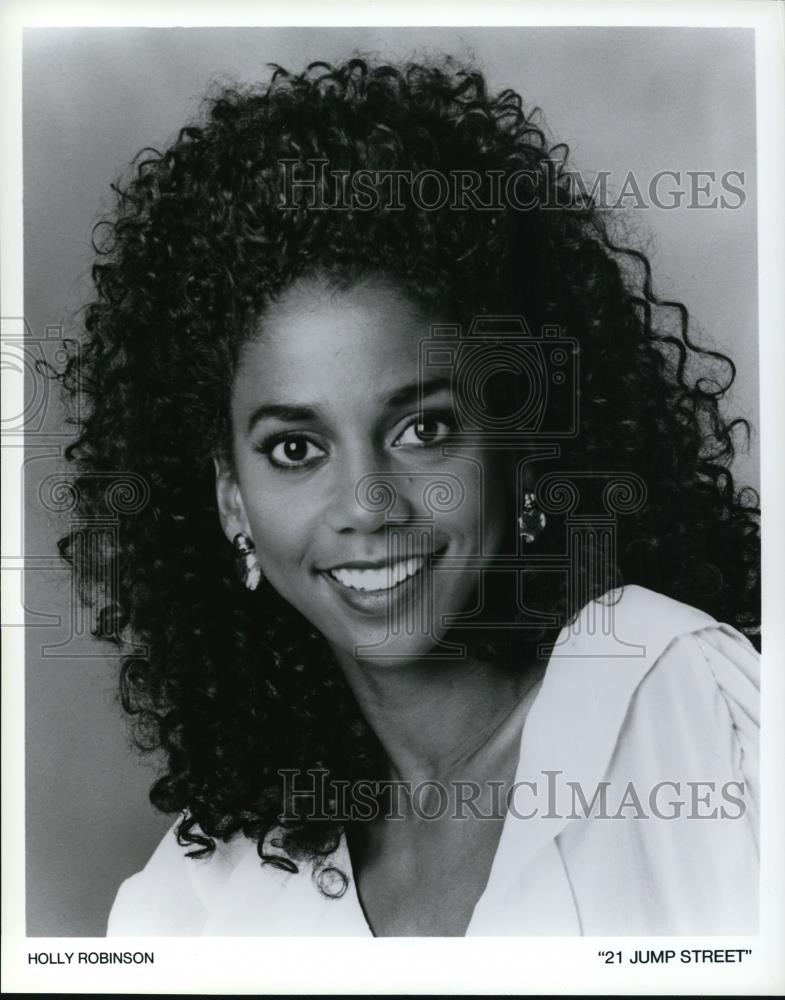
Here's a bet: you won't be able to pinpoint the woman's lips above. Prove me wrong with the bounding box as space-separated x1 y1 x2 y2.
327 555 425 592
318 547 447 616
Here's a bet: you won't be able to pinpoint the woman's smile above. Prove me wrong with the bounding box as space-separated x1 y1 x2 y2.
215 272 509 663
317 544 450 617
321 547 443 592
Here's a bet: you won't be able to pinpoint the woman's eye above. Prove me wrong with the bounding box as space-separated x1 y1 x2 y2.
393 414 453 448
264 435 326 469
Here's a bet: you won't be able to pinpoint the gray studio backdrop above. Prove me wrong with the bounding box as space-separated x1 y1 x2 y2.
23 26 758 936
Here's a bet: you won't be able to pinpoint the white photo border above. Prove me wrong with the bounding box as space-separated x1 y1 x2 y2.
2 1 784 995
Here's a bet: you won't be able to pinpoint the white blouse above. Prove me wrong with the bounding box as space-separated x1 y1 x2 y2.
107 585 759 936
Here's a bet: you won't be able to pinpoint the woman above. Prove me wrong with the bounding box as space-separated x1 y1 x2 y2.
59 57 760 936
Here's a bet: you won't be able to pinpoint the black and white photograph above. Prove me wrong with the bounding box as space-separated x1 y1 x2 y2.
3 1 784 995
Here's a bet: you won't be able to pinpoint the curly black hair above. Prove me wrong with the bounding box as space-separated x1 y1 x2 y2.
57 56 760 896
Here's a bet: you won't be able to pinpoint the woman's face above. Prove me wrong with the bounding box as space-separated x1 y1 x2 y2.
216 275 511 666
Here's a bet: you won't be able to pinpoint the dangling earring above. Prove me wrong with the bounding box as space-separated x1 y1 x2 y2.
233 532 262 591
518 492 546 544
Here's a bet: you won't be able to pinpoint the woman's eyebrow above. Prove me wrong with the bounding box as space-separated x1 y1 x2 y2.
247 402 319 433
385 376 452 410
246 378 452 433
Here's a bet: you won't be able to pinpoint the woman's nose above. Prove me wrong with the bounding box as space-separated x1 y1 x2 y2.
323 454 418 534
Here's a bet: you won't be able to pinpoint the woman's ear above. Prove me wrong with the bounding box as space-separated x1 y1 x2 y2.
213 454 250 545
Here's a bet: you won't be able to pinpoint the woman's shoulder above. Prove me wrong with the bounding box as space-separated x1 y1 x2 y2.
600 587 759 820
612 585 760 722
106 821 258 936
570 584 758 678
549 584 758 699
541 585 760 799
631 607 760 800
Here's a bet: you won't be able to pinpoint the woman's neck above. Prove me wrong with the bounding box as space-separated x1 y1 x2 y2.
331 643 545 786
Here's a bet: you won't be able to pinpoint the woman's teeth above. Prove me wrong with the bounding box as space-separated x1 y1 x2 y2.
328 557 425 592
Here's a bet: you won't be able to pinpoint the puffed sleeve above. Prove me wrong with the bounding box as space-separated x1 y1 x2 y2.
106 824 208 935
555 613 760 935
689 623 760 849
627 619 760 932
106 821 251 936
